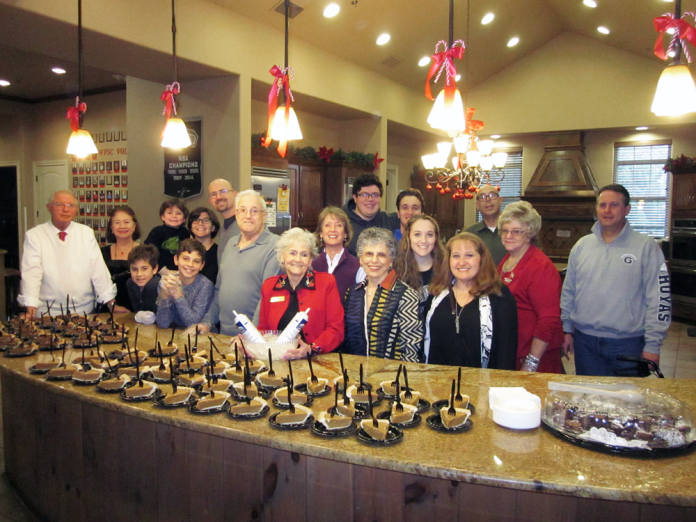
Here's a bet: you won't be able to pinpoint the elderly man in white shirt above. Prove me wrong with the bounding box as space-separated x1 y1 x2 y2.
18 190 116 318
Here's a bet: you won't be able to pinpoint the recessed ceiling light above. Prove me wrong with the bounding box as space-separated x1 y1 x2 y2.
323 3 340 18
376 33 390 46
455 74 461 81
636 126 648 130
481 13 495 25
597 26 610 35
52 67 67 74
491 134 501 139
0 80 10 87
418 56 430 67
507 37 520 47
583 0 597 7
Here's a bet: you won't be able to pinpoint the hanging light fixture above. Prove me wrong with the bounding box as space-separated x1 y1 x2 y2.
421 0 507 200
66 0 98 159
424 0 466 133
651 1 696 116
262 0 302 158
160 0 191 149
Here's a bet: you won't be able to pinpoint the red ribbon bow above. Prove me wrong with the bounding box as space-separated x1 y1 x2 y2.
263 65 295 158
425 40 466 100
373 152 384 171
160 82 181 120
465 108 484 135
319 146 334 163
653 13 696 62
66 98 87 132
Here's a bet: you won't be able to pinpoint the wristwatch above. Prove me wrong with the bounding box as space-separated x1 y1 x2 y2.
310 343 321 354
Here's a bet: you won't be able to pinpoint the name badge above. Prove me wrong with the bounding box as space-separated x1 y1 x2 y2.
270 296 285 303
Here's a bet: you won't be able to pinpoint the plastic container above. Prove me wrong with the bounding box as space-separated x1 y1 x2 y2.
492 397 541 430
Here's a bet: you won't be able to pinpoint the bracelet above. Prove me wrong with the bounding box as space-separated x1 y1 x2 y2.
521 353 540 372
525 353 540 364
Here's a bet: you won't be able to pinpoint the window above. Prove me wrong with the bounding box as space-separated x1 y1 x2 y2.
613 141 671 238
476 149 523 222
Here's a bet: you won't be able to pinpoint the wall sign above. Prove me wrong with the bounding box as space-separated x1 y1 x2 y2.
163 119 202 199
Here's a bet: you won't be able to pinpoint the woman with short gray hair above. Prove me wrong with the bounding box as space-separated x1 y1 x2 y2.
343 227 423 361
498 201 564 373
258 227 344 359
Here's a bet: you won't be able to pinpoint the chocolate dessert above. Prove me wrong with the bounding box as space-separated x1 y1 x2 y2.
6 342 38 357
72 368 105 383
47 364 80 379
97 375 131 391
194 391 230 411
33 358 64 371
440 407 471 429
163 386 194 406
274 386 307 405
124 381 158 399
177 373 206 387
229 397 268 416
276 404 313 425
200 378 233 393
360 418 390 440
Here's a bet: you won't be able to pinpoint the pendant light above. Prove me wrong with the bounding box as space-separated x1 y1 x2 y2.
651 0 696 116
263 0 302 158
425 0 466 133
66 0 98 159
160 0 191 149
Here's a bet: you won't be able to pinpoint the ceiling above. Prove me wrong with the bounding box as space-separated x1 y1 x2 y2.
0 0 686 106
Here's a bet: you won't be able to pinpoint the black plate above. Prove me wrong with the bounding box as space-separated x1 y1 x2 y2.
153 392 195 408
46 371 77 381
256 380 284 392
377 385 414 400
272 395 313 409
107 350 127 360
247 365 269 377
38 344 67 352
541 421 696 457
71 340 100 349
268 411 314 430
432 399 476 415
96 378 134 393
100 336 128 345
377 410 421 428
148 347 179 358
228 403 270 419
29 363 63 375
334 380 373 393
347 391 381 407
197 382 234 396
294 382 332 398
120 386 162 402
327 403 369 420
356 425 403 445
311 419 358 437
188 397 230 414
72 373 107 386
4 347 38 358
425 413 473 433
387 397 430 414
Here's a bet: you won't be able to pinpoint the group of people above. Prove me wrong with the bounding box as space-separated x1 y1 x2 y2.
18 173 671 377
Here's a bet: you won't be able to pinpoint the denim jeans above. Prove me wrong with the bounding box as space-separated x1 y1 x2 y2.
573 329 645 377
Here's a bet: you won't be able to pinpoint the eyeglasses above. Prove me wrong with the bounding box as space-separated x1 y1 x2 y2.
209 188 231 199
192 218 211 224
501 228 526 237
53 202 76 209
238 208 263 216
476 193 499 202
357 192 381 200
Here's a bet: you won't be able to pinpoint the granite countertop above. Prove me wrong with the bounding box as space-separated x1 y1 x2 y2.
2 316 696 506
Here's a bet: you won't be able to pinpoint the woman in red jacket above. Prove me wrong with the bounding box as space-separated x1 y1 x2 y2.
258 227 344 359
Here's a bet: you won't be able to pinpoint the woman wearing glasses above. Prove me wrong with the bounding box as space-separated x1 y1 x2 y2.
498 201 564 373
188 207 220 284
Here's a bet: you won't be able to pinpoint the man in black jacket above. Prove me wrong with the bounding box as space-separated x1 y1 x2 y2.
342 174 399 255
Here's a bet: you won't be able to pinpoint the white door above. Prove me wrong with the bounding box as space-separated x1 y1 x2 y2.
33 161 69 226
386 165 398 213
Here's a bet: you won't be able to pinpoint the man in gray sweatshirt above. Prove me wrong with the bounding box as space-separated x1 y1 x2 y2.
561 184 671 376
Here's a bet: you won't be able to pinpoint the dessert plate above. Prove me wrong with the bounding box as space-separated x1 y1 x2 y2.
294 382 332 398
272 395 313 409
45 372 77 382
432 399 476 415
425 413 473 433
4 347 38 358
188 398 230 414
227 403 270 420
311 420 358 437
268 412 314 430
29 364 62 375
356 425 403 445
326 404 369 420
120 387 162 403
377 410 421 429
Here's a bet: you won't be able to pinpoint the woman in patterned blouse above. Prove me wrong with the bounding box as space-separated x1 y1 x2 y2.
342 228 423 362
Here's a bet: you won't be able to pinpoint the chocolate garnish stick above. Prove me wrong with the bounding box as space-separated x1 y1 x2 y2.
448 379 456 416
307 351 318 384
455 367 463 403
268 348 275 377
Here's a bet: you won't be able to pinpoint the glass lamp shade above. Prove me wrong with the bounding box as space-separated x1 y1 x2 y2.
422 154 436 170
480 155 495 171
452 156 460 170
466 150 481 167
478 140 494 156
271 106 303 140
427 87 466 132
161 118 192 149
493 152 508 168
453 134 470 154
437 141 452 157
651 64 696 116
434 153 448 169
66 129 98 158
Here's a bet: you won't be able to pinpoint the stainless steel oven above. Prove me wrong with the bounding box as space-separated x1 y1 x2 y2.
671 219 696 268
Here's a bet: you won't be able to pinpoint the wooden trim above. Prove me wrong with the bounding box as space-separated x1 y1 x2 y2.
614 139 672 148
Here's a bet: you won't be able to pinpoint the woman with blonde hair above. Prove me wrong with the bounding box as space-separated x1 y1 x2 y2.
423 232 517 369
498 201 563 373
395 214 445 300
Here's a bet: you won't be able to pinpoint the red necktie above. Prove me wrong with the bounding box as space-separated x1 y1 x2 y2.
58 232 67 241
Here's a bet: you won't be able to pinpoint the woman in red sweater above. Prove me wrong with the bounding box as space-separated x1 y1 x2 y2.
258 227 344 359
497 201 564 373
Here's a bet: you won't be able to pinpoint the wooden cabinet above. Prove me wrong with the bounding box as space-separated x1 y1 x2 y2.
325 161 373 208
410 170 462 240
289 159 324 230
672 171 696 216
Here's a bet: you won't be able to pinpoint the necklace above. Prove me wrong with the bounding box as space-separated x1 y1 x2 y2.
114 240 134 258
450 288 472 335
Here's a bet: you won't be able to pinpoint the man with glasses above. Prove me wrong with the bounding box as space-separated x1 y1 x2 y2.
207 178 239 262
465 184 507 266
194 190 281 336
18 190 116 318
342 174 399 255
